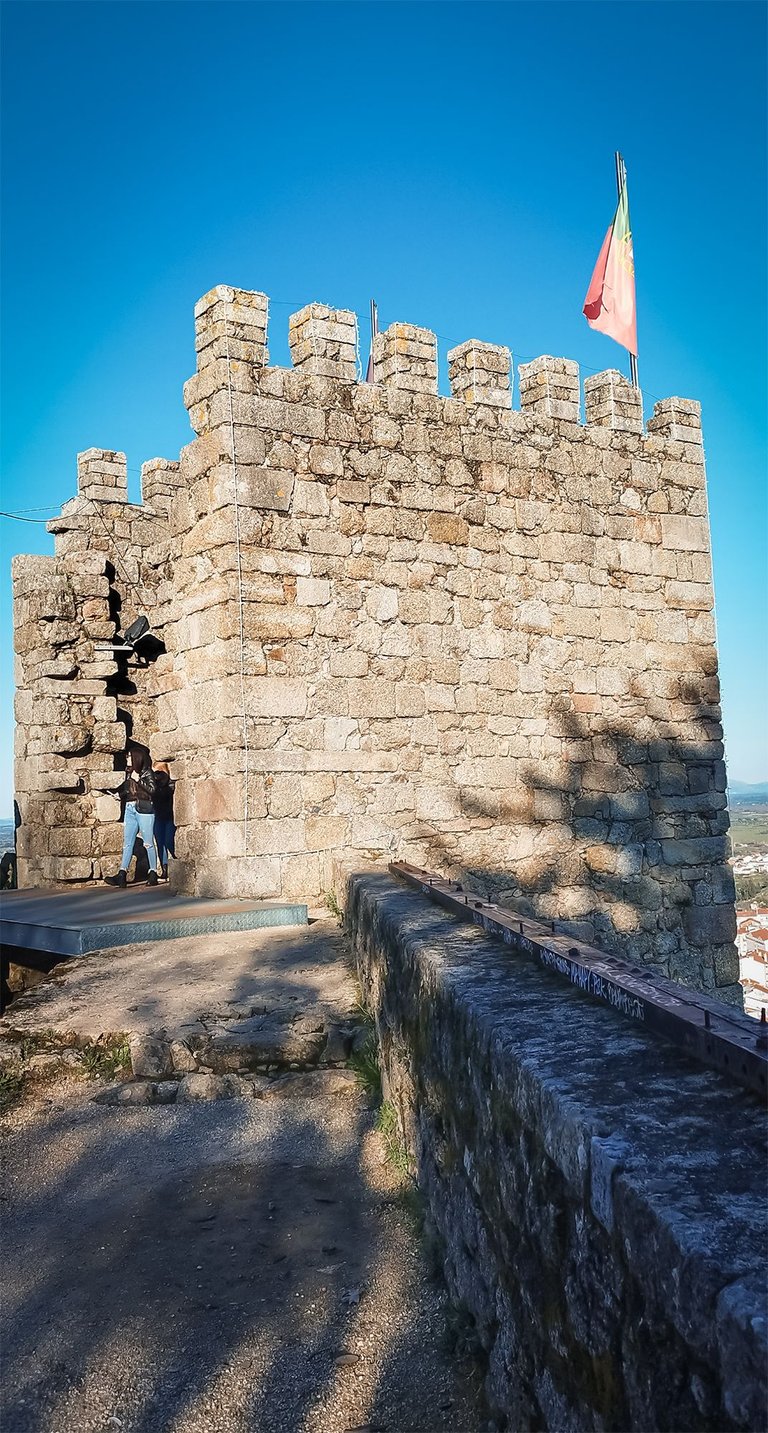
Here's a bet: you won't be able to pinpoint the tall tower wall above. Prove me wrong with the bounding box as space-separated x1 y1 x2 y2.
12 284 738 1001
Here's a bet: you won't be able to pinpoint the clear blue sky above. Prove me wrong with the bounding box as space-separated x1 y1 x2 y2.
1 0 766 814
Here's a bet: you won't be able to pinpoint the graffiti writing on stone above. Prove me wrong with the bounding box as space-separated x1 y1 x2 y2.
467 908 646 1022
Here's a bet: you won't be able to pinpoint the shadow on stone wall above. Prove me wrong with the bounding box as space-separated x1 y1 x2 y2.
414 710 737 1000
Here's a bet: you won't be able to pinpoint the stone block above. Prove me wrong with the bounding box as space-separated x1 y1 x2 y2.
646 397 703 446
584 370 642 433
194 777 242 823
288 303 357 381
194 285 268 371
93 791 120 825
346 680 396 718
305 816 348 849
268 775 303 819
415 786 461 821
48 827 93 857
427 513 468 545
329 649 368 678
233 469 294 511
324 716 358 750
130 1034 173 1079
52 726 91 756
660 515 710 552
176 1073 237 1102
296 577 331 606
103 1081 163 1107
364 586 398 621
309 445 344 477
684 904 736 947
247 679 308 718
243 819 307 856
50 856 94 881
661 836 728 865
372 323 437 394
517 598 551 633
448 340 512 409
209 822 247 858
396 685 426 718
518 356 579 421
716 1275 768 1429
141 458 182 510
92 723 128 754
245 604 315 642
293 479 331 516
279 852 321 899
337 479 370 504
77 449 128 503
399 592 430 624
170 1040 198 1073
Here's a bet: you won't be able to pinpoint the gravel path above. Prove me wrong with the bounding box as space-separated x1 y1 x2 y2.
2 1043 485 1433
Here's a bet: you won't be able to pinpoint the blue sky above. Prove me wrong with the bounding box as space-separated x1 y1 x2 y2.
1 0 766 813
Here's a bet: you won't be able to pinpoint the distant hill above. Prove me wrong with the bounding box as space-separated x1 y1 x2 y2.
730 781 768 803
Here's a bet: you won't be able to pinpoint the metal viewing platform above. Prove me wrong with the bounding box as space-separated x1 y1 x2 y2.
0 884 308 959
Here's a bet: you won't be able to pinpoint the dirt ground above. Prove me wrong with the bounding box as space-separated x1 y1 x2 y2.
0 921 487 1433
1 916 359 1045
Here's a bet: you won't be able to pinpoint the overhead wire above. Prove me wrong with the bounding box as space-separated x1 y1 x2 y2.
0 511 56 523
88 500 148 612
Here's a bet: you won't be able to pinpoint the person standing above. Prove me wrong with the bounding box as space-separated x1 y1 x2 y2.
105 744 158 888
152 760 176 881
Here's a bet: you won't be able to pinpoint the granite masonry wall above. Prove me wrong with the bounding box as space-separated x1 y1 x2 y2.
12 452 178 885
12 284 738 999
344 872 767 1432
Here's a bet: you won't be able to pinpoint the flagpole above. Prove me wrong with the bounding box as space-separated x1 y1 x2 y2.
369 299 378 382
614 151 639 390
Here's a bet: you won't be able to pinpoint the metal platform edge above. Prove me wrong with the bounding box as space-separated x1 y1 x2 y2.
1 903 308 958
1 921 81 957
389 861 768 1101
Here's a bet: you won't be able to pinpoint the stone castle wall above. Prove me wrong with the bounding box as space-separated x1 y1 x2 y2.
12 284 739 999
12 452 175 885
345 873 766 1431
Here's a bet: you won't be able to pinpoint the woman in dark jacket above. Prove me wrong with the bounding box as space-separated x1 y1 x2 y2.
152 761 176 880
105 744 158 887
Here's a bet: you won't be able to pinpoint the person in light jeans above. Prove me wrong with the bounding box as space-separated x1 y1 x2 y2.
105 745 159 888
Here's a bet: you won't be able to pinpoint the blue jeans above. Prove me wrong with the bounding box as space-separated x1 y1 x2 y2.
120 803 157 872
154 818 176 867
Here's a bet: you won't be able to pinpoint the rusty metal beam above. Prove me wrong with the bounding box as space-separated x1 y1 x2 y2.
389 861 768 1101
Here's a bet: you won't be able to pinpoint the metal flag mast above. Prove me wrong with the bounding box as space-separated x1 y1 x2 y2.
367 299 378 382
614 150 639 390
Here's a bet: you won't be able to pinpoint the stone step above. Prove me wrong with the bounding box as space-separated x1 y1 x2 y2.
130 1014 361 1077
0 1011 375 1109
93 1068 360 1106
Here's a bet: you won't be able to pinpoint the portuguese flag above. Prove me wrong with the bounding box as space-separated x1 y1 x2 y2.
583 181 637 356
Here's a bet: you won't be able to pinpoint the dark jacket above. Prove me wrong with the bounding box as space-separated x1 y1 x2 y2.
152 772 175 822
123 768 156 813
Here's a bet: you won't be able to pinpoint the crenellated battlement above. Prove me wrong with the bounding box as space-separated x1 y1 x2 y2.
448 340 512 409
288 303 357 381
77 448 129 503
194 284 268 370
140 457 184 511
183 285 703 450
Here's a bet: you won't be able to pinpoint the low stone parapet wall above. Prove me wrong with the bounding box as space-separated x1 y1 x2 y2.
344 872 767 1432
